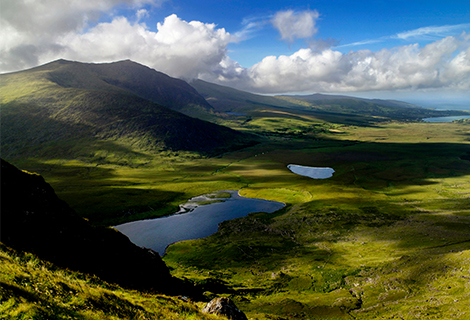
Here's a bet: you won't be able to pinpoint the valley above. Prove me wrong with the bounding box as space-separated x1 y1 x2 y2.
1 60 470 319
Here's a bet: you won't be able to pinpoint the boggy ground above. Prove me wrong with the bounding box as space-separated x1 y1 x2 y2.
162 121 470 319
9 119 470 319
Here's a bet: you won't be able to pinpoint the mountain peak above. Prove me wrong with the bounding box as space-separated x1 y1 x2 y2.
0 59 256 160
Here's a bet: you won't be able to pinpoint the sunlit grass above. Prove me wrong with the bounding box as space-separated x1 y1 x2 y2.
4 90 470 319
0 247 221 320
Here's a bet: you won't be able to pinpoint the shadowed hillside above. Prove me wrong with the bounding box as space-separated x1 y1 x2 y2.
0 60 256 160
190 79 295 112
46 59 215 118
0 159 197 295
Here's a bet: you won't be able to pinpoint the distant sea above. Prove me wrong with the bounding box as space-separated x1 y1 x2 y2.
404 99 469 112
433 106 470 112
419 103 470 112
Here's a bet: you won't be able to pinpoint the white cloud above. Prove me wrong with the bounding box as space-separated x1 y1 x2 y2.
136 9 150 21
395 23 470 40
0 1 230 79
271 10 319 42
337 23 470 50
1 1 469 95
209 34 470 94
56 14 231 79
232 18 265 42
0 0 164 71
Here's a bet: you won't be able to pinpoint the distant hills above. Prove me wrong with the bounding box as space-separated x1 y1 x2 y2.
2 59 466 162
0 60 254 160
282 93 421 109
192 79 467 121
46 59 215 118
191 79 295 112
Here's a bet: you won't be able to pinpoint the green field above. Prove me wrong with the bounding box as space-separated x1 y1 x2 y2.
2 62 470 319
8 116 470 319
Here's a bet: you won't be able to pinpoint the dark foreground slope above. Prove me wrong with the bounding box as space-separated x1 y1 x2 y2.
0 60 254 160
0 246 219 320
0 159 195 295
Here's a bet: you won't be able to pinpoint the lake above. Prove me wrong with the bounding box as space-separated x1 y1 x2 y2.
287 164 335 179
422 115 470 123
114 190 285 255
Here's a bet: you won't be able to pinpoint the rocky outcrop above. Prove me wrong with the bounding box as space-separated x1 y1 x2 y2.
0 159 190 295
202 297 248 320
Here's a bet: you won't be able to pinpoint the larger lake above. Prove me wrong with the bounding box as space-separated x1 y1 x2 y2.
114 190 285 255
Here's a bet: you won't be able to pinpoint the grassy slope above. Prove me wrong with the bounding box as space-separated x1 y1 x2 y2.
192 80 468 123
9 118 470 319
161 121 470 319
0 246 221 320
0 60 252 161
190 79 295 113
3 69 470 318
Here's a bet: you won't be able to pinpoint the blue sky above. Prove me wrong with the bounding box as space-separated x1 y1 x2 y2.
1 0 469 106
143 0 470 66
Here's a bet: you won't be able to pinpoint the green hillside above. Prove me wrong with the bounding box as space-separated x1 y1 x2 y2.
0 60 255 161
47 59 216 119
192 80 467 126
190 79 295 112
0 245 221 320
2 60 470 319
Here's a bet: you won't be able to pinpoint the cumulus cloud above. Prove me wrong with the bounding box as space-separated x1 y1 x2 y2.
44 14 231 79
271 10 320 42
0 0 163 71
208 34 470 94
1 1 469 95
0 1 231 79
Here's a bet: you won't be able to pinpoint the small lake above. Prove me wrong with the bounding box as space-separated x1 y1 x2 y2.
287 164 335 179
114 190 285 255
422 115 470 123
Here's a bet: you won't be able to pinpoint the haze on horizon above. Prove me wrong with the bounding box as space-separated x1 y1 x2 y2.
1 0 469 107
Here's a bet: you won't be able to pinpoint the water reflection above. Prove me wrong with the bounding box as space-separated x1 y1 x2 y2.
114 190 285 255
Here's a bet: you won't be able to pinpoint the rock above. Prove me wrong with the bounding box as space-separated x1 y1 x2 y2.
332 297 362 312
202 297 248 320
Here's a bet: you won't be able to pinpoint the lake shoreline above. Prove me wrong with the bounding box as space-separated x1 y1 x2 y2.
114 190 285 255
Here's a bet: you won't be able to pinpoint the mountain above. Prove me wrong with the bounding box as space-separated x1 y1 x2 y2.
0 158 196 295
44 59 216 118
190 79 294 112
191 80 467 121
283 93 421 108
0 60 255 160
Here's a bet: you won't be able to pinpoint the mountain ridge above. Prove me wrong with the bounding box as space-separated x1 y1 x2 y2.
282 92 422 109
45 59 216 118
0 59 256 160
191 79 467 121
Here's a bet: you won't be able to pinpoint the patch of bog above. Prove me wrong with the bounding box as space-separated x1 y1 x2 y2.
114 190 284 255
287 164 335 179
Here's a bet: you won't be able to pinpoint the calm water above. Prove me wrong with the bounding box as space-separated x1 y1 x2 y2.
287 164 335 179
422 115 470 123
114 190 285 255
